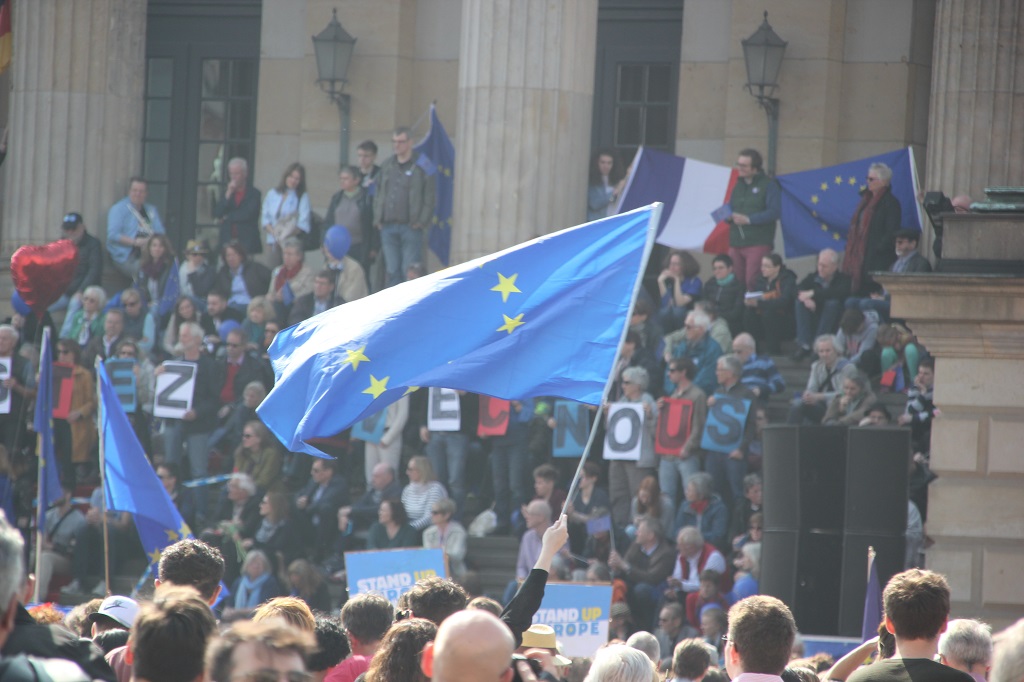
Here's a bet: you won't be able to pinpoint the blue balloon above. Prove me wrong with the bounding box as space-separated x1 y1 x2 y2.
10 290 31 316
217 319 241 341
324 225 352 260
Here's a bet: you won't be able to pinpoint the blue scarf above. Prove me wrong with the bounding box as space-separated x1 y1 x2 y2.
235 571 272 609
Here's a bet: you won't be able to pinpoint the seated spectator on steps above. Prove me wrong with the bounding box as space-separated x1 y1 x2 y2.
289 270 344 326
345 463 402 530
267 238 314 323
728 474 762 552
791 249 851 361
845 228 932 321
233 420 284 494
703 254 745 336
422 498 468 581
835 308 880 372
367 498 419 550
216 239 272 313
294 458 349 563
686 569 728 630
51 211 103 314
787 334 854 425
663 309 723 396
402 455 449 533
120 288 159 356
629 474 675 541
672 473 728 551
725 542 761 603
731 333 785 402
200 289 244 345
823 370 878 426
666 526 727 602
657 249 702 334
179 240 217 308
134 233 178 329
223 549 286 619
609 517 676 632
742 252 797 355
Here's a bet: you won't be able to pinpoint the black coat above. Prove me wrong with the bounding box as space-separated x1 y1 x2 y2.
287 292 342 326
2 603 115 681
215 261 272 304
67 231 103 295
213 184 263 255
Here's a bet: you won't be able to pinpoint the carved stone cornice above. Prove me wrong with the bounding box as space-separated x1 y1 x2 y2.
876 273 1024 358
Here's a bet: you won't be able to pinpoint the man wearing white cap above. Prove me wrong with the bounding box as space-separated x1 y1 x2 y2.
88 596 139 637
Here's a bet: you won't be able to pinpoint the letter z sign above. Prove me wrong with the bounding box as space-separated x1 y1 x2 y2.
153 362 198 419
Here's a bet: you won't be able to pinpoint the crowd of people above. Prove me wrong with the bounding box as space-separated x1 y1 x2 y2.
2 511 1023 682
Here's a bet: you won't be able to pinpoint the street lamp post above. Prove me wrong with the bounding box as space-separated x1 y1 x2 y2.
741 11 787 175
312 8 357 169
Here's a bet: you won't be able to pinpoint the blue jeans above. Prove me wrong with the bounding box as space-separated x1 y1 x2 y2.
381 223 423 288
659 455 701 506
490 423 530 531
163 421 211 521
426 431 468 518
845 296 891 321
704 450 746 508
794 298 843 349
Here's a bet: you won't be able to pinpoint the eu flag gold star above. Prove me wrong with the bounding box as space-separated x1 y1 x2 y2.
859 185 866 192
820 182 828 191
498 313 525 334
848 177 857 185
491 273 522 303
835 175 843 185
404 386 420 396
165 527 180 541
180 522 192 539
833 233 841 240
821 224 829 231
363 375 390 399
148 547 162 565
345 346 370 371
811 195 819 204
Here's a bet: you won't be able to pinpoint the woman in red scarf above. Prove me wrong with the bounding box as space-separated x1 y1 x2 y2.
841 162 902 295
135 233 178 328
266 237 313 323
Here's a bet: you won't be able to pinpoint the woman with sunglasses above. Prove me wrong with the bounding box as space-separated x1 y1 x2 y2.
234 420 284 493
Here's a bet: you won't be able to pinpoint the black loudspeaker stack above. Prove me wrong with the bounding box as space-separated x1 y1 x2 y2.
760 425 909 637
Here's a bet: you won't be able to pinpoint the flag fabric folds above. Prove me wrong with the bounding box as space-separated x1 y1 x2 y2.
861 550 883 642
258 206 658 457
155 258 181 320
617 148 736 254
414 104 455 266
777 147 923 258
98 362 191 567
34 328 63 533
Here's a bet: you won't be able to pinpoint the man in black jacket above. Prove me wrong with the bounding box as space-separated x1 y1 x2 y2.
0 515 113 681
51 211 103 315
213 158 262 255
791 248 852 360
294 459 349 562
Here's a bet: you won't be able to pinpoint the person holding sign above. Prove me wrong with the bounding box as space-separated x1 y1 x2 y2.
606 366 658 528
703 356 755 507
0 325 35 454
53 340 97 481
159 321 223 522
110 339 157 455
657 357 707 505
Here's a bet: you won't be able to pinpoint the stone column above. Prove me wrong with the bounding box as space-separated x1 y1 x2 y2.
926 0 1024 199
1 0 146 257
451 0 598 264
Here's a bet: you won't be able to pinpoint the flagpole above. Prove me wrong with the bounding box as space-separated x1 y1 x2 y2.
561 203 663 517
906 146 929 258
32 327 51 603
96 357 111 596
867 544 875 581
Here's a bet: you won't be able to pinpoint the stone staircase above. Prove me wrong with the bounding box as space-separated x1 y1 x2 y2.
466 535 520 600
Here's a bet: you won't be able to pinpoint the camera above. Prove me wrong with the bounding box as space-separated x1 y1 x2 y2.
510 655 544 682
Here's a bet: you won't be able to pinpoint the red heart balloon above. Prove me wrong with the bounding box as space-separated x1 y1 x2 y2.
10 239 80 314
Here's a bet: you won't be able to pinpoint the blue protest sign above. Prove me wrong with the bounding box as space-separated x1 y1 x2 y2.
553 400 588 458
345 548 447 606
700 394 752 454
352 409 387 444
105 358 137 412
532 583 613 657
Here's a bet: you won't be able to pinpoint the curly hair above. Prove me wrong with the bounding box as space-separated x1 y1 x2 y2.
364 618 437 682
402 577 469 625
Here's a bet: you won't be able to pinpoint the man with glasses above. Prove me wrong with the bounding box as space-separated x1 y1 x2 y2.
727 149 780 290
216 329 271 421
664 310 722 396
107 176 165 279
51 212 103 314
83 307 126 367
293 458 349 563
841 162 902 296
723 596 796 682
206 620 315 682
373 126 436 288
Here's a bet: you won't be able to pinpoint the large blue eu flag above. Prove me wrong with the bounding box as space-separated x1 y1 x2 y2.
98 363 192 567
258 206 659 457
777 147 922 258
414 104 455 265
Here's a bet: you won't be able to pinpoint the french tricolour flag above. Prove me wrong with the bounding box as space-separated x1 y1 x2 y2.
617 147 737 253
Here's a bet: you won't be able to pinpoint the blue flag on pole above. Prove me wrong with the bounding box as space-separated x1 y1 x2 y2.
258 206 659 457
777 147 922 258
414 104 455 265
33 328 62 532
861 551 883 642
98 363 192 567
